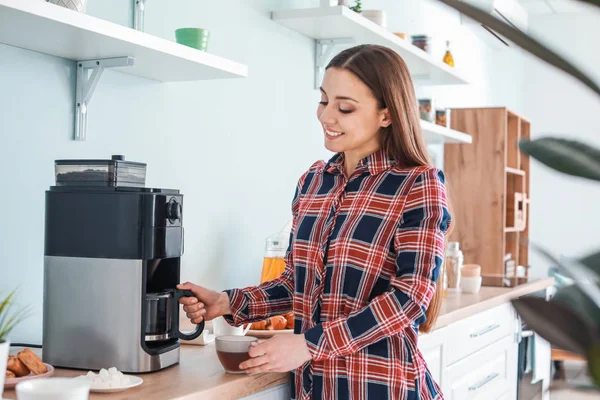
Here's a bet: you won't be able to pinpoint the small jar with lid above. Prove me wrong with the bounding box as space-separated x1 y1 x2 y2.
411 35 431 53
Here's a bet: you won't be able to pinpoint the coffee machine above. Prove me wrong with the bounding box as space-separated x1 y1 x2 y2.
42 155 204 373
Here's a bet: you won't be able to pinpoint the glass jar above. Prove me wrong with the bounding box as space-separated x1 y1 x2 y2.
445 241 463 291
260 229 289 284
411 35 431 53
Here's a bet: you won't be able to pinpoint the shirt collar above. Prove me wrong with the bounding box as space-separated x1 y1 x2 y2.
324 148 395 176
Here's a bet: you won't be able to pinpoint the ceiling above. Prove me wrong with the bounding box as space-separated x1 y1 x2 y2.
518 0 596 14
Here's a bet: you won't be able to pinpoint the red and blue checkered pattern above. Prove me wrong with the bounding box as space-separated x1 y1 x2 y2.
225 149 451 400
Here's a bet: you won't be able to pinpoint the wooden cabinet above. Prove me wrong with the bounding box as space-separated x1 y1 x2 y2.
419 304 519 400
444 107 531 286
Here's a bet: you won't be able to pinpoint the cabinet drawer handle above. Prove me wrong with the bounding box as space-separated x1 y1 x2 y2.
470 324 501 338
469 372 499 391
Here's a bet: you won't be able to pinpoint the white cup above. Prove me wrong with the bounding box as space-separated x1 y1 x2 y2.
460 276 483 294
212 316 251 337
16 378 90 400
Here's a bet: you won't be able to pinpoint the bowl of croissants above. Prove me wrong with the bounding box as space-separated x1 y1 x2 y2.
4 348 55 389
245 312 294 338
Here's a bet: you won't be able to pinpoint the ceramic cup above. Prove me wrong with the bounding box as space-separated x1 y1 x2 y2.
215 335 258 374
461 264 481 278
212 316 251 337
460 276 483 294
175 28 210 51
16 378 91 400
0 339 9 398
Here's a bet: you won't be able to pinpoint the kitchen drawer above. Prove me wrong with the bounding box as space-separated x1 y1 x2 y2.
447 303 515 364
446 335 514 400
418 326 447 386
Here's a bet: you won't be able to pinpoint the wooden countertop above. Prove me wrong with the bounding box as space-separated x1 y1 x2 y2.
4 278 554 399
3 344 288 400
434 277 555 329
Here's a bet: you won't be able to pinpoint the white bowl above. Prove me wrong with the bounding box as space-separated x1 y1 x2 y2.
460 276 482 293
16 378 91 400
361 10 387 28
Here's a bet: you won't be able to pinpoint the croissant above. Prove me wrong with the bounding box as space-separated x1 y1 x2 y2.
285 312 294 329
18 348 47 375
251 319 267 330
270 315 287 330
7 355 30 377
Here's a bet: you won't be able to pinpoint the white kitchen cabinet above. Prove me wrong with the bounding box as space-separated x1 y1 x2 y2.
446 335 516 400
446 303 515 364
418 326 448 386
418 304 519 400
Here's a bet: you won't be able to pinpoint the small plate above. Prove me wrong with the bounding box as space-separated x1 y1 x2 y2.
246 329 293 338
4 363 55 389
82 375 143 393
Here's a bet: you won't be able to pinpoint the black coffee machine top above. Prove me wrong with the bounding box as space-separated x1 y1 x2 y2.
55 154 147 188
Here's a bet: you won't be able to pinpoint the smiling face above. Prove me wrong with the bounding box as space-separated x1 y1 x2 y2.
317 67 391 163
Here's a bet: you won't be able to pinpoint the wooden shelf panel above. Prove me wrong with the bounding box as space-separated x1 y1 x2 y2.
272 6 470 86
504 227 525 233
0 0 248 81
505 167 525 176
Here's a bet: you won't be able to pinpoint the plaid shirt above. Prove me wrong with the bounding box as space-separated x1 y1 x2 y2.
225 149 451 400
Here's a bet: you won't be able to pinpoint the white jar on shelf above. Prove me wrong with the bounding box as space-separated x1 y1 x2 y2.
321 0 338 6
46 0 88 13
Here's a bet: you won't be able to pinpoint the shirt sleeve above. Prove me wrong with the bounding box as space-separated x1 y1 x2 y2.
223 170 308 327
303 167 451 361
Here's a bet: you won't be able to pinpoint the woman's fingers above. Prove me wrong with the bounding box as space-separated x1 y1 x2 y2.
179 296 198 306
244 365 274 375
183 303 204 313
240 354 270 370
186 309 206 320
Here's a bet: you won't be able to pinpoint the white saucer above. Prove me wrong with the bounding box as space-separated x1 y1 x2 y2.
81 375 143 393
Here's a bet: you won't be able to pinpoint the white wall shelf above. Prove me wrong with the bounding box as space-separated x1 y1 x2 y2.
0 0 248 140
272 6 469 87
0 0 248 81
421 120 472 144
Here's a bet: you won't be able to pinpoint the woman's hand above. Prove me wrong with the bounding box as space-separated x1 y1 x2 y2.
240 334 312 374
177 282 231 324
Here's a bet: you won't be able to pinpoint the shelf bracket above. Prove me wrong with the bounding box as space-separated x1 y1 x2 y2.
133 0 147 32
74 57 134 141
315 38 354 89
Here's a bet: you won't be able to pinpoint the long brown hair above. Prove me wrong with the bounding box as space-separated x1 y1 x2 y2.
326 44 450 333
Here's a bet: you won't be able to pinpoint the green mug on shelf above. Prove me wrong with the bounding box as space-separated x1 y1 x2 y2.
175 28 210 51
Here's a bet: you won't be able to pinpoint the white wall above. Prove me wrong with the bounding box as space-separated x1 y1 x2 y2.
0 0 523 343
520 11 600 279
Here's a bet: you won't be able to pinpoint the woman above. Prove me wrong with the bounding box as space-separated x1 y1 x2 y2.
178 44 451 400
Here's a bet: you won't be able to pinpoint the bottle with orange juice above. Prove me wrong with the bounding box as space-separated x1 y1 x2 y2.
260 222 291 283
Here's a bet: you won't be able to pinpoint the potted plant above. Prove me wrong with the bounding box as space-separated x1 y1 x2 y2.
436 0 600 391
350 0 362 13
0 290 30 398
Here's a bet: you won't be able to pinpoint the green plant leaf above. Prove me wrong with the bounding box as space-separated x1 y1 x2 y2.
589 342 600 388
436 0 600 98
582 250 600 276
519 138 600 182
553 285 600 327
512 297 599 357
0 289 31 342
577 0 600 8
528 241 600 309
